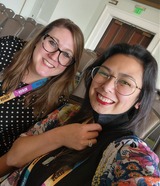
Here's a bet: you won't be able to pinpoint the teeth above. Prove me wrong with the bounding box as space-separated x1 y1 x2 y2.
44 59 54 68
98 94 113 103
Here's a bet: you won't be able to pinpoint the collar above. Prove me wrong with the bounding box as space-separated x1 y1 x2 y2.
93 110 130 127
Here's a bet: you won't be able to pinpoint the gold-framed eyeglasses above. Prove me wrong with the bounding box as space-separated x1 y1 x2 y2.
91 66 141 96
42 34 74 67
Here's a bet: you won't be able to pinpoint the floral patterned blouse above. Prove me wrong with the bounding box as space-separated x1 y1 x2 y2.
1 103 160 186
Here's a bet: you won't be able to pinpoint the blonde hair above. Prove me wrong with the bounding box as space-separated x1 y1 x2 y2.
2 18 84 118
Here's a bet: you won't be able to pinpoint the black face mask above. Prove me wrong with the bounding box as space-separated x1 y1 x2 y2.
93 110 130 127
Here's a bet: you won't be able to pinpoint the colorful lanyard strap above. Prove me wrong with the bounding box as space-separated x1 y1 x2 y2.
0 78 48 104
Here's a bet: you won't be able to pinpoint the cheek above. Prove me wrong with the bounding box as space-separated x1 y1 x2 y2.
56 66 66 73
32 43 44 60
89 82 97 97
117 94 138 110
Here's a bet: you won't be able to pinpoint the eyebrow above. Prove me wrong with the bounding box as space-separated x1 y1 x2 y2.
49 35 74 55
102 66 136 81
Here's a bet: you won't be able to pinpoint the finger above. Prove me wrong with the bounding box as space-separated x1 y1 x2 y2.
87 131 100 139
86 138 97 147
83 123 102 132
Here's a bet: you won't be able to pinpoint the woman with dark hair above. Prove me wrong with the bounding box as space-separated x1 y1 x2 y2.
0 18 85 156
1 43 160 185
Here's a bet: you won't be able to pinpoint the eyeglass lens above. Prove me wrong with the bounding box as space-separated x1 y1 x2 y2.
92 66 138 96
42 34 73 67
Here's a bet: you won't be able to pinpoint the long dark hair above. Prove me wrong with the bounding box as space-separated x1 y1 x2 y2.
75 43 158 132
28 43 158 181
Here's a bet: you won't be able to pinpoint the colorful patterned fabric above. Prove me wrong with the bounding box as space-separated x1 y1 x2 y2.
92 136 160 186
22 103 81 136
1 103 80 185
1 104 160 185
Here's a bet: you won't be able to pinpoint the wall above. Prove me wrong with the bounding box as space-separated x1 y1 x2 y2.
48 0 106 41
85 0 160 89
0 0 160 88
0 0 27 14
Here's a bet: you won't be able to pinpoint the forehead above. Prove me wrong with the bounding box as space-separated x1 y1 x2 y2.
48 27 72 41
47 27 74 53
102 54 143 84
103 54 143 74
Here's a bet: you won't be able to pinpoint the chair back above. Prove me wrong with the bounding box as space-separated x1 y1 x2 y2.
0 3 6 12
26 17 36 24
17 20 36 40
14 14 25 25
71 49 97 101
0 18 23 37
0 11 8 26
26 23 44 40
3 8 15 18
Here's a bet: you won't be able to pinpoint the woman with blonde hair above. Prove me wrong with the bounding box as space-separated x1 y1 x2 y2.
0 18 84 156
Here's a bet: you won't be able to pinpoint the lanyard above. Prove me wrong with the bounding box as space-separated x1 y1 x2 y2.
0 78 48 104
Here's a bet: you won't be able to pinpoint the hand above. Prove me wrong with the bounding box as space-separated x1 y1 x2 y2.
58 123 102 150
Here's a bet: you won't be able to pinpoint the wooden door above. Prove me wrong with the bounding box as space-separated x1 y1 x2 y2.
95 18 154 56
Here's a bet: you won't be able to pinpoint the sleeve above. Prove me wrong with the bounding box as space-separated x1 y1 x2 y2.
0 36 25 71
92 136 160 186
20 103 80 136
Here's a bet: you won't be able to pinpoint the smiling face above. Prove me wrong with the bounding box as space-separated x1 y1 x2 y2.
27 27 74 81
89 54 143 114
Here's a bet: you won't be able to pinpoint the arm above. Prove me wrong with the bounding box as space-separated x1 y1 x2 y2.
0 154 16 178
7 123 102 168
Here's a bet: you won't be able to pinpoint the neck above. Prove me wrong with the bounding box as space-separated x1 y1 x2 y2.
93 110 130 127
22 68 43 84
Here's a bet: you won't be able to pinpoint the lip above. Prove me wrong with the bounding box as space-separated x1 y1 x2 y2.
96 93 114 105
43 58 55 68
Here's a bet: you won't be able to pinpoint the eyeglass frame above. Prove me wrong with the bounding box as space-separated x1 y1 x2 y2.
42 34 75 67
91 66 142 96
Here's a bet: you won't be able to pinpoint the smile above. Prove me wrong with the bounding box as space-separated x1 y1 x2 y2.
97 93 114 104
43 59 55 68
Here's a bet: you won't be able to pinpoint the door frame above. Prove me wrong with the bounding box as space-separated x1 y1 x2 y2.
85 4 159 53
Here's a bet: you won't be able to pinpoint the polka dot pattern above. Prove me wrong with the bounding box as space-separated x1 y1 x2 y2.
0 36 36 156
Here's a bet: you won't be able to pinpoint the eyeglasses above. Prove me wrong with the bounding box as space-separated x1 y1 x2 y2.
91 66 141 96
42 34 74 67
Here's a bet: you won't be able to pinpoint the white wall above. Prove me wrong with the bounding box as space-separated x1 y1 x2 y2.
0 0 27 14
1 0 160 88
47 0 106 41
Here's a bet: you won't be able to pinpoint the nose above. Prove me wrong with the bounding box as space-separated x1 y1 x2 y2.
102 76 116 93
48 50 60 65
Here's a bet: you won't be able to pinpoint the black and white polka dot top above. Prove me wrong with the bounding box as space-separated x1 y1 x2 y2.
0 36 36 156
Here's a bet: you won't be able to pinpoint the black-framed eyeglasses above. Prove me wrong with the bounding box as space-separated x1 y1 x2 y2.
91 66 141 96
42 34 74 67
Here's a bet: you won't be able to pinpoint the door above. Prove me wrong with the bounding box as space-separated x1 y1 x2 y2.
95 18 154 56
29 0 59 25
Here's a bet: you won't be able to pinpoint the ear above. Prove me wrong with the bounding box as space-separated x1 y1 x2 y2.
134 102 140 109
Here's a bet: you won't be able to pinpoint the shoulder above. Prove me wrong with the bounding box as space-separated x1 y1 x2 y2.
0 35 25 49
114 135 159 169
93 135 160 185
22 103 80 136
0 36 26 71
